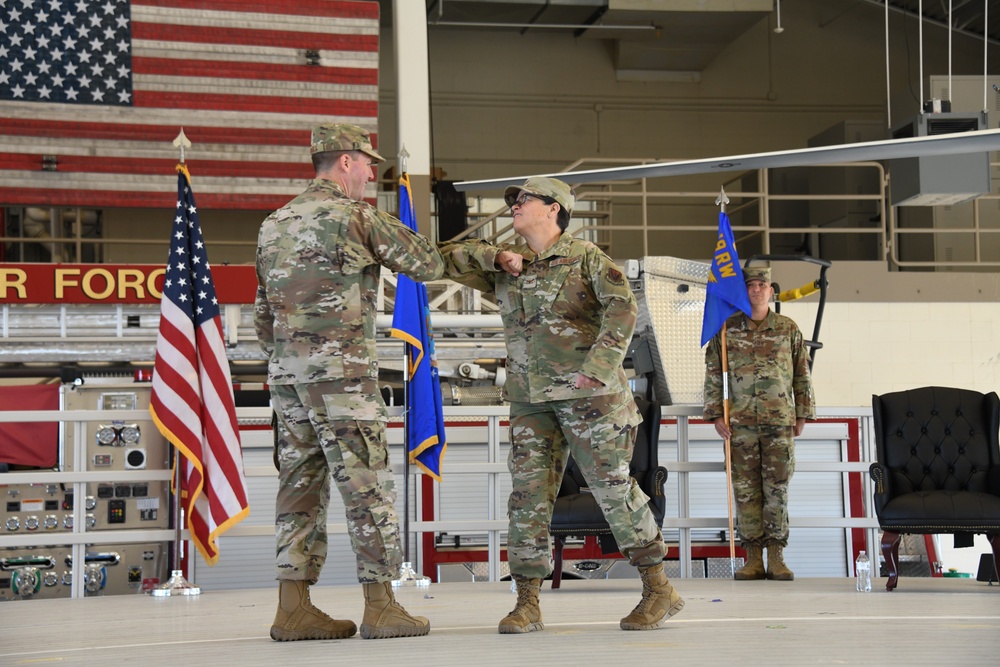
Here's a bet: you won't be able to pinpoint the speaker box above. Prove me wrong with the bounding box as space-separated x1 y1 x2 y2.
124 448 147 470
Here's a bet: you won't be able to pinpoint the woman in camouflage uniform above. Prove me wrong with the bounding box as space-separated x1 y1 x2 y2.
440 177 684 633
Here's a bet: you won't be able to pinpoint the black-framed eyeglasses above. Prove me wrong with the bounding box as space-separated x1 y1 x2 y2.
512 193 541 207
511 193 555 208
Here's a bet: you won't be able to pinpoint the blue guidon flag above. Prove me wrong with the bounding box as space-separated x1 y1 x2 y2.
700 210 752 346
390 173 448 481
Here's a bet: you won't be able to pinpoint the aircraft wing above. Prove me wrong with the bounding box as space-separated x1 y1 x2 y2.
452 127 1000 192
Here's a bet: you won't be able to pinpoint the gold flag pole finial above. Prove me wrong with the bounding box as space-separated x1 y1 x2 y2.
173 129 192 164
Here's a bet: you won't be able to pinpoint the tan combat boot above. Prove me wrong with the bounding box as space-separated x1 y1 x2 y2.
734 543 766 580
270 580 357 641
360 581 431 639
498 576 544 634
766 544 795 581
619 563 685 630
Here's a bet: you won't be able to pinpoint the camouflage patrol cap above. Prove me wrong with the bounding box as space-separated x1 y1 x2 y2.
310 123 385 163
744 266 771 284
504 177 575 215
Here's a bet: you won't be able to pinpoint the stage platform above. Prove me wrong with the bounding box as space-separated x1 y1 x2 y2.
3 577 998 666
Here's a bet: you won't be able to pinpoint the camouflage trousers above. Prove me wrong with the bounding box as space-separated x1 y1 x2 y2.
730 424 796 548
271 379 402 584
506 389 665 580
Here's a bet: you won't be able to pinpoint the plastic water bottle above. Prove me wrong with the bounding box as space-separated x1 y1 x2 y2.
856 550 872 592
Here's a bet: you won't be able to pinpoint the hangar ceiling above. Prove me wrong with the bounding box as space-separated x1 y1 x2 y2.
422 0 772 81
408 1 1000 80
890 0 1000 42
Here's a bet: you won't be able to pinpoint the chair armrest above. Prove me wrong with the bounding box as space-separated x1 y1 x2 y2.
637 466 667 496
989 464 1000 496
869 462 891 515
641 466 668 525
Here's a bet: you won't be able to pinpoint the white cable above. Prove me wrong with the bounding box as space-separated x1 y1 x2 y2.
985 0 990 112
919 0 924 110
885 0 891 128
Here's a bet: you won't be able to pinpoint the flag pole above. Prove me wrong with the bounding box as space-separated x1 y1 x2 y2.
715 187 738 577
393 146 429 587
398 147 412 567
394 339 430 587
402 350 411 566
152 129 200 597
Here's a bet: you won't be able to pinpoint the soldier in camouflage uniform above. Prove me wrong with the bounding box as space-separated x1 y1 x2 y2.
255 123 442 641
703 266 815 581
439 177 684 633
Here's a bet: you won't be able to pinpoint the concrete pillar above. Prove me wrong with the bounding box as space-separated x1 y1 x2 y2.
392 1 433 239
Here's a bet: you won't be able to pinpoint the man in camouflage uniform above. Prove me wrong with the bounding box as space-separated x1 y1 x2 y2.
703 266 815 581
439 177 684 633
255 123 442 641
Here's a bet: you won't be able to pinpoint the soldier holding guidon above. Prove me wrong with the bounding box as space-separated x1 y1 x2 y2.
703 266 815 581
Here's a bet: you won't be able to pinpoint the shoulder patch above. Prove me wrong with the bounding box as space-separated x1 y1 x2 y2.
606 267 625 286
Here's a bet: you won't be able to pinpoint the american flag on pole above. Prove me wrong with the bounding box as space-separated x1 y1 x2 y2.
149 164 249 565
0 0 379 210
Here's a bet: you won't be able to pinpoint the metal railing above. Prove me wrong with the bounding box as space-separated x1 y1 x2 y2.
0 404 879 592
452 159 891 259
5 158 998 269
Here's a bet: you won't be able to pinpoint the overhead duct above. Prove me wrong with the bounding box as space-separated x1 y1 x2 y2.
888 111 990 206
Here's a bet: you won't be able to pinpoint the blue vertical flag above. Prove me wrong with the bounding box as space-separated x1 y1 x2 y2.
389 174 447 481
700 211 753 346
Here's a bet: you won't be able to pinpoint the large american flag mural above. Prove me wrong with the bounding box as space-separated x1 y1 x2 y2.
0 0 380 210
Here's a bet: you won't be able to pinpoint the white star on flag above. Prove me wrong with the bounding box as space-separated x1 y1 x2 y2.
1 0 132 106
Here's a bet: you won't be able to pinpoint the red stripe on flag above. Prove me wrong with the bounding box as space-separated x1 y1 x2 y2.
151 338 204 446
0 188 292 211
131 23 379 52
0 119 318 146
0 153 313 179
0 154 41 170
132 91 377 117
135 0 380 20
196 324 248 521
154 318 202 407
186 508 215 560
133 57 378 85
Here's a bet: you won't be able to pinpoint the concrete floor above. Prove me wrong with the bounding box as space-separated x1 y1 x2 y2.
2 577 998 666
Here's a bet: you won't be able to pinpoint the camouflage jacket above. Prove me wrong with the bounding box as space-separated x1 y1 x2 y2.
439 233 636 403
703 310 815 426
255 178 444 384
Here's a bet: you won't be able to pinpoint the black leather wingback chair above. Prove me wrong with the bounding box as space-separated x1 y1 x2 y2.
870 386 1000 591
548 397 667 588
